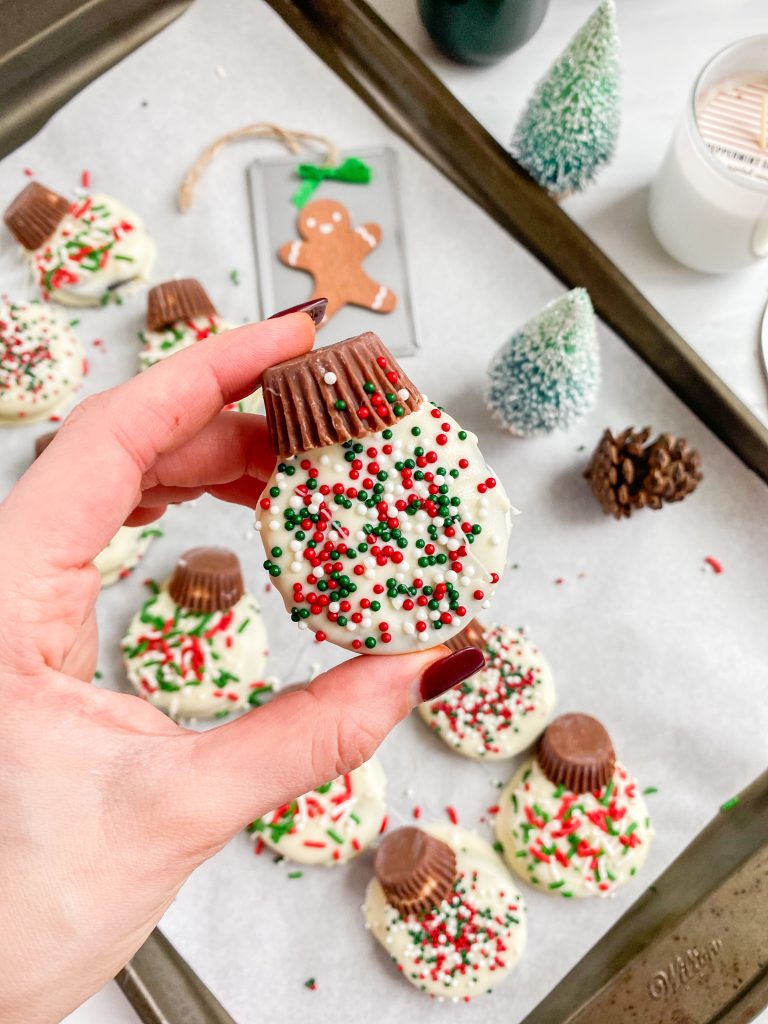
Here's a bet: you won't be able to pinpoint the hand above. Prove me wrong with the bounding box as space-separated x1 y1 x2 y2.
0 310 480 1024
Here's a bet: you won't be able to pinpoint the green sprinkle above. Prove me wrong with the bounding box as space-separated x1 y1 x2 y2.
304 978 316 990
229 268 240 285
247 685 273 706
326 828 344 845
492 840 504 854
643 786 659 795
93 670 103 680
548 880 565 889
288 870 303 879
189 612 214 637
720 795 740 812
335 399 347 411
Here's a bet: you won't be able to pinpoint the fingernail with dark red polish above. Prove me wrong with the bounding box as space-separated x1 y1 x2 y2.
268 297 328 326
417 647 485 703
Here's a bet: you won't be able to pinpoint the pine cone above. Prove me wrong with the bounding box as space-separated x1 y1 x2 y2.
585 427 702 519
644 433 703 504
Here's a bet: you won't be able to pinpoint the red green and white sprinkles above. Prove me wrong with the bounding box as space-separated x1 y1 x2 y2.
247 758 387 866
495 759 653 899
0 299 84 423
419 623 556 759
257 398 511 654
26 193 155 307
364 825 526 1001
122 581 268 720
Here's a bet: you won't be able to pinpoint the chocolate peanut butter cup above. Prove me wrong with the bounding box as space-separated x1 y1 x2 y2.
443 618 486 655
537 712 616 794
33 430 58 460
4 182 71 251
168 547 244 613
262 332 422 458
374 827 457 916
146 279 218 331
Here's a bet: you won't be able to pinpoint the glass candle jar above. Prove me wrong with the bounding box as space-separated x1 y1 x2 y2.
649 36 768 274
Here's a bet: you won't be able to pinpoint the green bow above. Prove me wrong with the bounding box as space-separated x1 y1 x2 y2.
291 157 373 208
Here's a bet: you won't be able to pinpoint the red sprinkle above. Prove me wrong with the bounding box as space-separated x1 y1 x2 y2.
81 169 91 189
704 556 724 574
446 805 459 825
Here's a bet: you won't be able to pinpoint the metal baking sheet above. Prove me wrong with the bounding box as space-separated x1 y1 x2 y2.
0 2 766 1023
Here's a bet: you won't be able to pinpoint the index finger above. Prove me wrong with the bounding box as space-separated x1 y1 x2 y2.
2 312 314 570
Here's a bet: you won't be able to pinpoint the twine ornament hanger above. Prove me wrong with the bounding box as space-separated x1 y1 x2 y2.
177 122 371 212
177 122 340 212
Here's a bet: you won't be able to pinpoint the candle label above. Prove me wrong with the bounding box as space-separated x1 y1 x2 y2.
697 79 768 185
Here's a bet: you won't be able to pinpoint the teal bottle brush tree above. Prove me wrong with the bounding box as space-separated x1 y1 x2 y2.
512 0 620 197
486 289 600 437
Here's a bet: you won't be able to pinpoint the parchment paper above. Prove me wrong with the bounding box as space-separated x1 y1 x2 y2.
0 1 766 1021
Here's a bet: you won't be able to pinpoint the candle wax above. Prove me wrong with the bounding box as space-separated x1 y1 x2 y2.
697 78 768 186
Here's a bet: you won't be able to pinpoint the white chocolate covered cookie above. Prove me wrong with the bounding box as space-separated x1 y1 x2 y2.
364 824 527 1001
24 193 154 307
248 757 387 865
94 524 161 586
419 623 555 758
258 398 511 654
122 549 269 720
495 757 653 899
0 300 84 424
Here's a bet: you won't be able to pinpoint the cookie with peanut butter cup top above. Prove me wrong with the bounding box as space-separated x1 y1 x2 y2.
363 824 527 1001
5 181 154 307
495 713 654 898
256 332 513 654
122 548 269 720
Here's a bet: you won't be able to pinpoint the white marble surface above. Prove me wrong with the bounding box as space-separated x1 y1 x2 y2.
0 0 757 1021
371 0 768 425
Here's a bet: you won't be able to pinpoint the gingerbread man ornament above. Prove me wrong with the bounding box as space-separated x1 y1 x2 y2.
278 198 397 325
